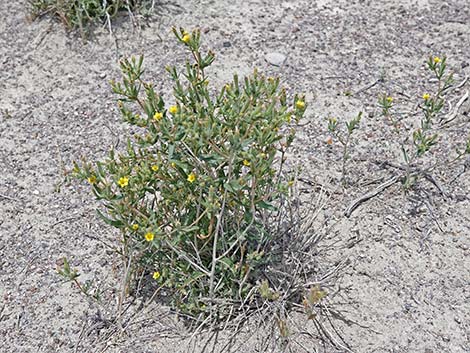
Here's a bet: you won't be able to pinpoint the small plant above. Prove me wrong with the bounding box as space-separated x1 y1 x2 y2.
327 112 362 184
57 257 102 301
379 56 469 190
72 28 305 319
258 279 280 301
302 285 327 320
29 0 151 36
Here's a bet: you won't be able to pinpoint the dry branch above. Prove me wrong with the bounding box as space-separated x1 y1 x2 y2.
440 90 469 125
344 175 400 217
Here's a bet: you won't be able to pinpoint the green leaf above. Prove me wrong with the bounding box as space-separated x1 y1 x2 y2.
181 225 199 233
168 144 175 159
96 209 124 228
171 159 188 170
401 146 409 164
256 200 277 211
182 271 206 288
219 257 236 274
224 180 243 193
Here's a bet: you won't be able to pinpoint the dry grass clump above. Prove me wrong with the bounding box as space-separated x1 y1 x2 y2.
29 0 154 35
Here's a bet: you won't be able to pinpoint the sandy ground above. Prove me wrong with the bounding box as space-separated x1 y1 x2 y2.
1 0 469 352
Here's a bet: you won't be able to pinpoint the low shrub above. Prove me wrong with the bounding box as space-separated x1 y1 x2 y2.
72 28 306 319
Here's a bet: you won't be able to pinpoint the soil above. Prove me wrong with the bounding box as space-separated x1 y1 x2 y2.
0 0 469 352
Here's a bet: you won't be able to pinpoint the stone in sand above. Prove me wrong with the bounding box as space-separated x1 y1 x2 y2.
265 52 286 66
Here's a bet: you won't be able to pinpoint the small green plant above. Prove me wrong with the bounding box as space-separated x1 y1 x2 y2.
258 279 280 301
1 109 12 120
327 112 362 184
29 0 151 35
72 28 305 319
302 285 327 320
57 257 102 301
379 55 469 190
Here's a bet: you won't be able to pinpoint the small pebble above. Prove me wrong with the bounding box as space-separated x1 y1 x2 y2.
265 52 286 66
223 41 231 48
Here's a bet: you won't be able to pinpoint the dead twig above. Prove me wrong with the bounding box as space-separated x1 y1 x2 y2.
442 75 468 94
116 253 133 332
32 22 53 49
440 90 469 125
0 193 22 203
50 216 82 228
422 173 447 198
73 321 87 353
455 75 469 89
344 175 400 217
353 77 383 96
327 307 383 335
374 160 449 197
102 0 120 58
422 194 444 233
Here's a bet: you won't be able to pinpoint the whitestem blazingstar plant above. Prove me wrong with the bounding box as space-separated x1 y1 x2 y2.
57 257 102 301
379 55 470 189
327 112 362 184
72 28 305 317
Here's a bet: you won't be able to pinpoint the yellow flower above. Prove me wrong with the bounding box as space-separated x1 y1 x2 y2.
187 172 196 183
144 232 154 242
422 93 431 100
151 165 159 172
117 176 129 188
152 271 161 280
286 114 292 123
433 56 441 64
243 159 251 167
153 112 163 121
295 100 305 109
87 175 97 184
169 105 178 114
131 224 139 231
171 162 176 168
386 96 393 103
182 34 191 43
288 180 294 187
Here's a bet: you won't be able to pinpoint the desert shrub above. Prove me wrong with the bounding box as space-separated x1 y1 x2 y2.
72 28 306 318
29 0 151 32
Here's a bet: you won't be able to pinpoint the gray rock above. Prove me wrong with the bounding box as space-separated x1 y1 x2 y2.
265 52 286 66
